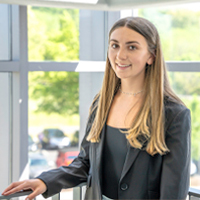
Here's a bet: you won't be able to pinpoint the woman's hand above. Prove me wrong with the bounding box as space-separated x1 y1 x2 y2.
2 179 47 200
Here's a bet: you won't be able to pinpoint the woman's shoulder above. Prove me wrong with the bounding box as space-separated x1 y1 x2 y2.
164 96 188 110
164 96 189 113
164 96 190 125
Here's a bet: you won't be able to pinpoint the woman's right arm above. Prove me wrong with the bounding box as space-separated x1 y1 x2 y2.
2 179 47 200
37 104 98 198
2 129 91 200
2 97 98 200
37 130 91 198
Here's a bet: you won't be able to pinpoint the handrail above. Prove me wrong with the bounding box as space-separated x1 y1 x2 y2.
0 190 32 199
188 187 200 199
0 190 60 200
1 186 200 200
0 183 86 200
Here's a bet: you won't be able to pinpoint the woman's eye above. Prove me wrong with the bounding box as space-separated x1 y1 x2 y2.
129 46 136 50
111 44 118 49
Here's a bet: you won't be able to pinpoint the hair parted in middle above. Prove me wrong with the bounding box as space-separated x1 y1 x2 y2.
86 17 184 156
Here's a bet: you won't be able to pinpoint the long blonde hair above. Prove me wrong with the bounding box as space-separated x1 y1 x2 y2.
87 17 184 156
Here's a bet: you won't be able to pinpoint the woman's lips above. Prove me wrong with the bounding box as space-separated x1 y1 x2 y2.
116 63 131 69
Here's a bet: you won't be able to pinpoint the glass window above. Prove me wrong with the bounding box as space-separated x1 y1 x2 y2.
28 7 79 61
0 5 10 61
28 71 79 169
169 71 200 188
28 71 79 199
138 2 200 61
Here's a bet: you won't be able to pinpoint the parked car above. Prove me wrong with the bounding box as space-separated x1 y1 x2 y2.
29 153 51 179
38 128 70 150
56 150 79 167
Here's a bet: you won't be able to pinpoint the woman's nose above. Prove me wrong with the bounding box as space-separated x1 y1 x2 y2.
117 48 127 60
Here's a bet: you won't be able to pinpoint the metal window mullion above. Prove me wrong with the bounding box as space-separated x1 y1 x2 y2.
0 61 20 72
28 61 78 71
18 5 29 180
167 61 200 72
26 61 200 72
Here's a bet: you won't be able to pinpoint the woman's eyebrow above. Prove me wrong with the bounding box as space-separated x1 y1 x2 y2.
126 41 140 45
109 39 119 43
109 39 140 45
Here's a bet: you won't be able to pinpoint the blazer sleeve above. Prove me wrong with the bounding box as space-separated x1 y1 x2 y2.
160 107 191 199
37 106 97 198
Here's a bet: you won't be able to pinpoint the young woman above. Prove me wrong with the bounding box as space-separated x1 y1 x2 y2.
2 17 191 200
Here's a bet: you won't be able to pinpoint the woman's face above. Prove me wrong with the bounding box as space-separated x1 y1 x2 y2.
108 26 153 81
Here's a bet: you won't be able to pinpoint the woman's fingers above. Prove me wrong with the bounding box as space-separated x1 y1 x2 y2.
25 189 41 200
2 179 47 199
2 181 25 195
30 179 47 194
25 179 47 200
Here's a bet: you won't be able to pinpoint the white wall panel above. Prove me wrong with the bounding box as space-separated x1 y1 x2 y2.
0 5 10 61
0 72 11 191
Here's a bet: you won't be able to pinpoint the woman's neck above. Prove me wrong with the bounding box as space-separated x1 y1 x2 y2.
120 78 144 94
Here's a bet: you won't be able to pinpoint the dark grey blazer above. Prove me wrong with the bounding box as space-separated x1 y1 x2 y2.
38 97 191 200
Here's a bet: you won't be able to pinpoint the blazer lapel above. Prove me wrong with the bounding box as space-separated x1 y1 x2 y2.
120 146 140 181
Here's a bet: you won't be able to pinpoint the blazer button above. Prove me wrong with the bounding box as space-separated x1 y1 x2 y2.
120 183 128 191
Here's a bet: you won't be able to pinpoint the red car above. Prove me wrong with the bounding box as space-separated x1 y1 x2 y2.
56 150 79 167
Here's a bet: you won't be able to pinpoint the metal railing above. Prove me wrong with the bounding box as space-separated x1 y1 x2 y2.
0 183 86 200
1 186 200 200
188 187 200 200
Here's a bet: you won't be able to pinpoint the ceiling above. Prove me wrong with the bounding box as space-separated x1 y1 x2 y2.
0 0 199 10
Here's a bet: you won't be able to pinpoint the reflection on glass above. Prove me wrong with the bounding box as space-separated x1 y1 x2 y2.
138 2 200 61
169 72 200 189
28 7 79 61
0 4 10 61
28 71 79 187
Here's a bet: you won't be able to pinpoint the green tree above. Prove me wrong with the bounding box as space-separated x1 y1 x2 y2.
29 72 79 116
28 7 79 116
168 72 200 96
28 7 79 61
139 8 200 61
42 10 79 61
